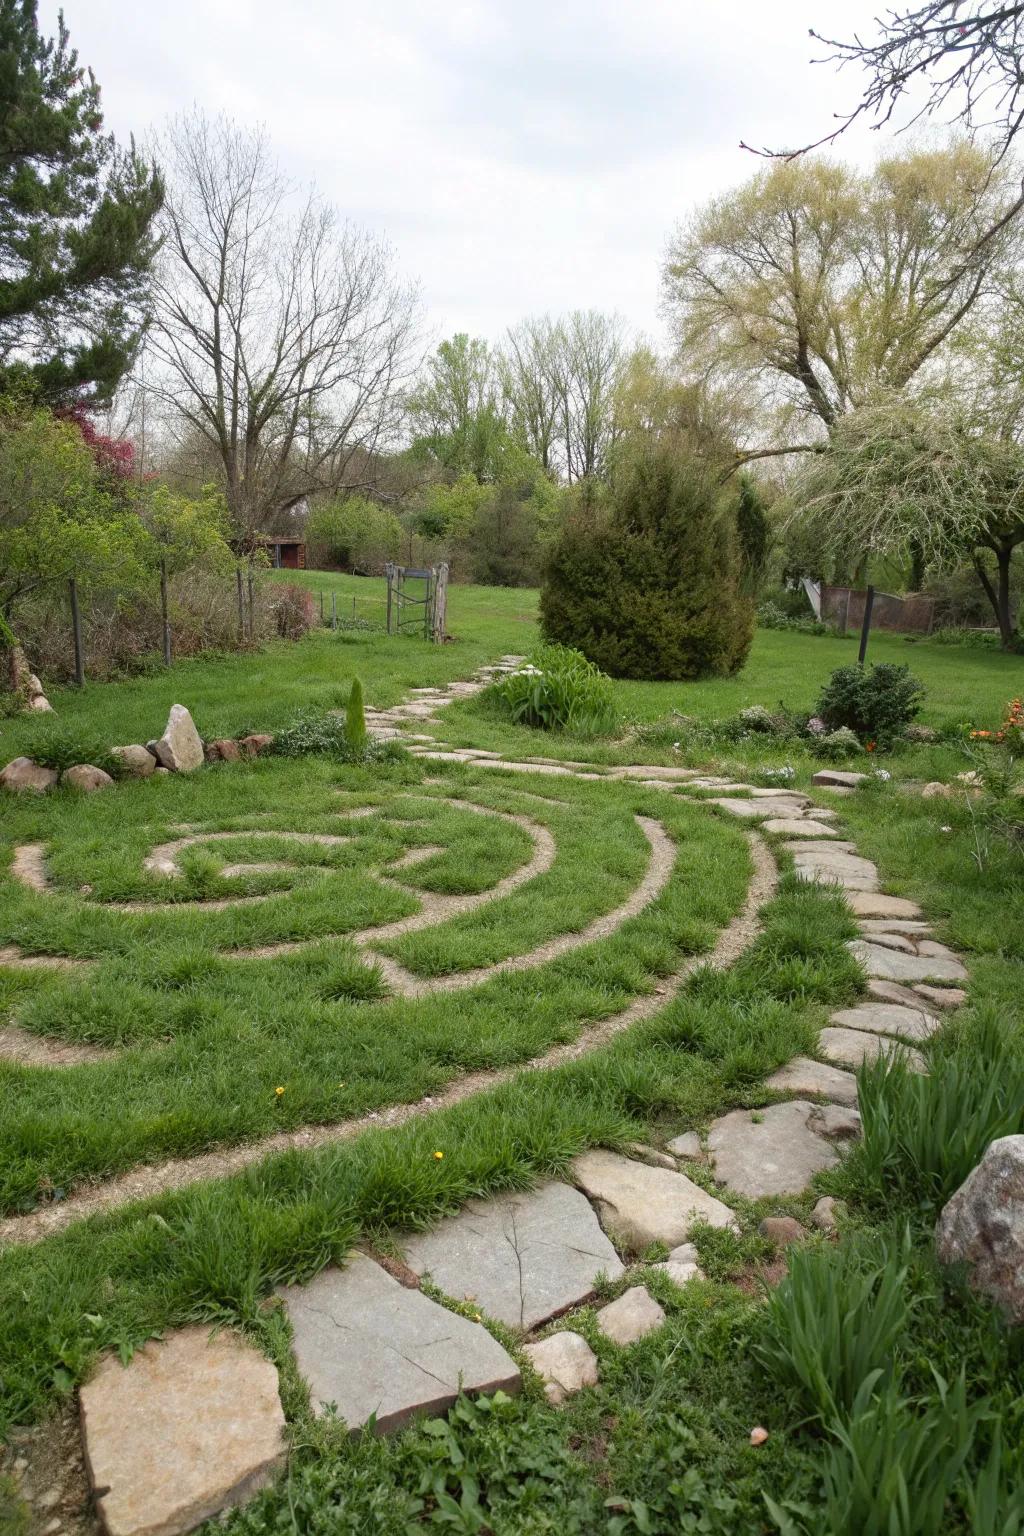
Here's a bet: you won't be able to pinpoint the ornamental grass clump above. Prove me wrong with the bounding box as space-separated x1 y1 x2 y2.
491 646 617 734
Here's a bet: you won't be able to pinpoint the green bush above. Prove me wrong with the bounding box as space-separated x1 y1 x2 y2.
816 662 925 744
272 709 405 764
757 599 834 636
814 726 863 761
539 444 754 680
490 646 617 734
18 724 120 776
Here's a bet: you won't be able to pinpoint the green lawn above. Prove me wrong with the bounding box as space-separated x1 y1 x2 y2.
2 580 1023 1533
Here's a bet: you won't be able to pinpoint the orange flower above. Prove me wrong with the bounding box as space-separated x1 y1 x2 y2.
866 741 876 752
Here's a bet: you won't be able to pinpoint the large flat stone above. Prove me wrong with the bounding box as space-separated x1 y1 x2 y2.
762 818 838 838
80 1325 286 1536
571 1150 737 1251
523 1332 599 1405
279 1254 520 1433
819 1026 926 1073
709 796 807 820
812 769 867 788
707 1101 839 1198
765 1055 859 1106
154 705 204 773
402 1182 624 1330
791 848 879 890
848 940 967 983
830 1003 940 1044
845 891 923 918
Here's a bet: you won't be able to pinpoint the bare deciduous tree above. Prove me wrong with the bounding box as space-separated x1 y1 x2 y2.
148 112 419 538
500 316 561 473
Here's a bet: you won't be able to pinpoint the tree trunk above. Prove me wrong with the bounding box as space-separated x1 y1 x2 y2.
908 539 925 591
973 547 1017 648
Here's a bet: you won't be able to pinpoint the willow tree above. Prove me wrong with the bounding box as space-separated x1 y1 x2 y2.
791 398 1024 646
663 141 1021 462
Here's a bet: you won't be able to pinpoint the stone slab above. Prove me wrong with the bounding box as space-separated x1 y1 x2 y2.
830 1003 940 1044
845 892 923 918
596 1286 665 1346
154 705 204 773
279 1255 520 1433
707 1101 839 1199
665 1131 702 1160
915 983 967 1010
765 1055 859 1106
402 1182 624 1330
819 1026 926 1073
762 818 838 838
79 1325 286 1536
848 939 967 984
709 797 807 820
812 770 867 788
791 849 879 891
572 1150 737 1251
523 1332 599 1405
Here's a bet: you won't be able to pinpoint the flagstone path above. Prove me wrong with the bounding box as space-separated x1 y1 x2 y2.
2 658 972 1536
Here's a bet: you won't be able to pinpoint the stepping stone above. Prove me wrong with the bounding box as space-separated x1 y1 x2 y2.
861 930 917 953
523 1332 599 1405
859 920 933 938
819 1026 926 1073
596 1285 665 1346
848 940 967 983
763 818 837 837
765 1055 859 1106
666 1131 702 1160
278 1255 520 1433
868 978 931 1009
812 770 867 788
706 1101 839 1198
710 797 807 820
402 1182 624 1330
80 1325 286 1536
572 1150 738 1251
845 892 923 919
791 847 879 891
830 1003 940 1044
915 983 967 1010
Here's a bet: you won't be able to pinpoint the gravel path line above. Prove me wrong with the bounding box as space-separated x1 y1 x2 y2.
0 829 775 1250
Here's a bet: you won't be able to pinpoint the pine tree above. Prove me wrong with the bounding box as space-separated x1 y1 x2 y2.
345 677 367 752
0 1 163 405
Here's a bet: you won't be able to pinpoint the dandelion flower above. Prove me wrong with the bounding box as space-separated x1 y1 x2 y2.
274 1085 286 1096
433 1150 444 1160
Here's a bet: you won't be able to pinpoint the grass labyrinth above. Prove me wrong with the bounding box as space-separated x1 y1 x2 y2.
0 754 751 1215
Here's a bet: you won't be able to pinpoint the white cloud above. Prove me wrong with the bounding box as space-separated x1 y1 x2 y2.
50 0 909 344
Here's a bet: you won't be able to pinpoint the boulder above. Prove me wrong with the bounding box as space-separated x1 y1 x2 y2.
759 1215 807 1246
239 733 274 757
25 672 44 698
936 1136 1024 1324
0 757 58 793
154 705 204 773
61 764 114 792
811 769 867 788
79 1325 286 1536
523 1332 599 1405
922 781 952 799
28 694 53 712
208 738 241 763
111 745 156 778
596 1285 665 1346
810 1196 841 1232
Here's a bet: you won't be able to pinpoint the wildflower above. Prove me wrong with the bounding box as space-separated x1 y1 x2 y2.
433 1150 444 1160
274 1085 286 1096
673 741 681 750
750 1426 769 1446
866 740 876 753
806 717 827 736
941 825 952 833
873 769 891 782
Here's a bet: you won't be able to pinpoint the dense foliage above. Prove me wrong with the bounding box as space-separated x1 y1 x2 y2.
491 645 617 734
816 662 925 744
540 444 754 680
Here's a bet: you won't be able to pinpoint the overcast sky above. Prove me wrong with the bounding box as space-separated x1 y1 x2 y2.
47 1 901 349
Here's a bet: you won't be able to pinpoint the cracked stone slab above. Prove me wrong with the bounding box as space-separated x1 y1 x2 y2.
859 919 934 938
596 1285 666 1345
830 1003 940 1044
278 1254 520 1433
572 1150 737 1251
523 1332 599 1404
765 1055 859 1106
707 1101 840 1198
79 1325 286 1536
848 940 967 983
401 1182 624 1330
819 1026 926 1073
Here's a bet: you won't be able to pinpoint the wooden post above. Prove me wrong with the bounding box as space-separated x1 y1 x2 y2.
320 590 324 624
68 578 85 686
160 561 171 666
352 595 356 620
858 585 876 667
331 591 337 630
247 568 255 641
385 563 394 635
432 562 449 643
236 567 245 641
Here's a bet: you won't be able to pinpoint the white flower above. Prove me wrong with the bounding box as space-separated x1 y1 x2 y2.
873 769 891 782
673 741 680 750
941 825 952 833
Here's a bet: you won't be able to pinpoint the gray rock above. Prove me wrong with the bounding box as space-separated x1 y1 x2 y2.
921 781 953 799
666 1241 700 1264
811 1103 862 1140
759 1216 807 1246
811 769 867 788
791 847 879 891
80 1325 286 1536
627 1141 678 1170
111 745 156 778
28 694 53 712
915 983 967 1010
572 1149 738 1250
665 1132 702 1160
523 1332 598 1405
710 796 808 820
848 939 967 983
650 1257 704 1286
402 1182 624 1329
0 757 58 793
596 1286 666 1346
819 1026 927 1073
279 1254 520 1432
765 1056 858 1107
810 1196 841 1231
707 1101 839 1198
60 764 114 792
936 1136 1024 1324
829 1003 941 1044
845 892 923 918
762 817 838 838
154 705 205 773
859 920 934 938
867 978 934 1009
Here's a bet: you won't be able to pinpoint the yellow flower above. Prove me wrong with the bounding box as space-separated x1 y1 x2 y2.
433 1150 444 1160
338 1082 346 1089
274 1085 286 1096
